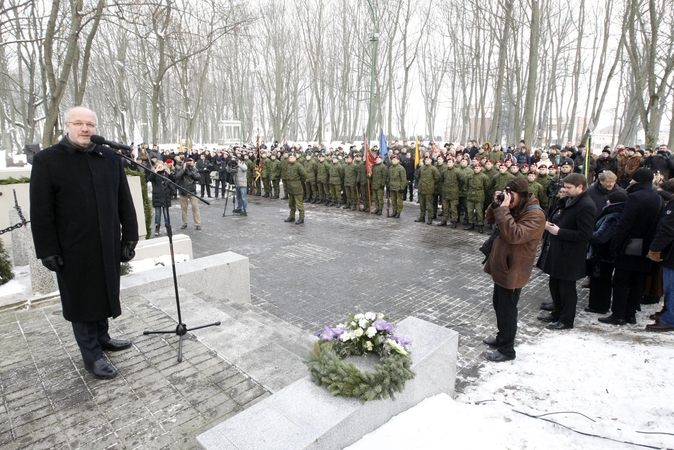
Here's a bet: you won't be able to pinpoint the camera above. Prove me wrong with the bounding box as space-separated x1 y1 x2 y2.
497 186 511 203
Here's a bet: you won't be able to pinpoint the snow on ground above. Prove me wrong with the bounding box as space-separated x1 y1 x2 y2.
128 253 189 273
347 325 674 450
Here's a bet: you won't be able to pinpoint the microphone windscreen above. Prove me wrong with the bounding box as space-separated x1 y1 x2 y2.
90 135 106 145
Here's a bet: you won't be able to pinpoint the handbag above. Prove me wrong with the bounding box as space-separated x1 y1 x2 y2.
621 238 643 256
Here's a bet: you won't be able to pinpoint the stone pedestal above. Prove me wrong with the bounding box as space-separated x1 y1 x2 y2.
196 317 459 450
26 223 58 296
9 209 30 266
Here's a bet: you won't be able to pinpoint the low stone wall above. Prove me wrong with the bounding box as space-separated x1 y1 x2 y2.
196 317 459 450
120 251 250 304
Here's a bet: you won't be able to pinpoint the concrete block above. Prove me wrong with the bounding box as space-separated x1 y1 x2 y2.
8 208 30 266
121 251 250 304
196 317 459 450
134 234 193 260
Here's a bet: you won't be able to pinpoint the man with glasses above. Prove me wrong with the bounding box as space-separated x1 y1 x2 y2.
30 106 139 380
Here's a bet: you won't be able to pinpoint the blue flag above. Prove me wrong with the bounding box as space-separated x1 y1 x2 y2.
379 129 388 161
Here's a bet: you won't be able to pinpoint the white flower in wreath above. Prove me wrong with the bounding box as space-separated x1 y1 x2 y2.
365 312 376 320
377 313 385 319
354 313 365 320
386 338 408 356
353 328 364 337
365 326 377 338
350 321 357 328
358 319 368 328
340 332 352 342
364 340 373 351
337 323 346 329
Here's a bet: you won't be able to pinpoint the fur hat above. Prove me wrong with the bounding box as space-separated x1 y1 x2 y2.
632 168 654 183
505 177 529 197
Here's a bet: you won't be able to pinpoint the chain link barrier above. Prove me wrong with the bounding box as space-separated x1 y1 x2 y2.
0 189 30 235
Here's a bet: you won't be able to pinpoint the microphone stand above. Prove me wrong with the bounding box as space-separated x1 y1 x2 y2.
114 149 220 362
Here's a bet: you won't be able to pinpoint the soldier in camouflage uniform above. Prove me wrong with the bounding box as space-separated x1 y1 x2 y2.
527 170 547 209
433 155 446 220
458 157 472 224
270 153 281 198
464 162 490 233
328 156 344 207
370 155 388 215
437 158 463 227
316 153 330 204
304 153 318 203
387 154 407 218
261 152 272 197
342 154 359 210
283 153 307 224
280 152 290 200
357 153 371 211
415 156 440 224
491 162 515 198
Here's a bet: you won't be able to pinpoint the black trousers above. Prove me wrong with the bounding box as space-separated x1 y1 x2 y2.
611 269 646 320
72 320 110 363
549 277 578 327
492 284 521 358
588 261 614 312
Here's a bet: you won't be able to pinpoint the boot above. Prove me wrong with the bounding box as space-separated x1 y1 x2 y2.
263 193 269 198
342 203 350 209
414 216 425 222
450 221 457 229
426 218 433 225
436 221 447 226
155 224 160 236
464 223 475 230
477 225 484 234
376 209 382 215
351 204 357 211
463 217 469 225
394 212 400 218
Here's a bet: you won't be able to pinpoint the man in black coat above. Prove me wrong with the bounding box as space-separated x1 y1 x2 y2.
30 106 139 379
599 168 664 325
538 173 596 329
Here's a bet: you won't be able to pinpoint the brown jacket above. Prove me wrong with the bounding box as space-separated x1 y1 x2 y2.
484 195 546 289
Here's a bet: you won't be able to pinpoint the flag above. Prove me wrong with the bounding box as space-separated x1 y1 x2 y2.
583 133 592 178
364 132 375 176
414 136 420 167
379 129 388 161
178 138 183 154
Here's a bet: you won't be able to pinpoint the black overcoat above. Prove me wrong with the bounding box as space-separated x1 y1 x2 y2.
610 182 663 273
541 190 596 280
30 138 139 322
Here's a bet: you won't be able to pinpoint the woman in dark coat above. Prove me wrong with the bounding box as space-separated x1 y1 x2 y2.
147 161 176 236
599 168 664 325
538 173 596 329
586 191 627 313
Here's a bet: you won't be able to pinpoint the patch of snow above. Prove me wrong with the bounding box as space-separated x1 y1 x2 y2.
128 254 189 274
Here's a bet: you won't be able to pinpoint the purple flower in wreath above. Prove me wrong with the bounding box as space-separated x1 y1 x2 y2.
394 335 413 347
372 318 395 333
317 326 345 341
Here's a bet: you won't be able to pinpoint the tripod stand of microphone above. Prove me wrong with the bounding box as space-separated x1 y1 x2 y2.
94 135 221 362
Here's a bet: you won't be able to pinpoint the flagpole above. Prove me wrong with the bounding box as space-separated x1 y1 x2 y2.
365 0 378 149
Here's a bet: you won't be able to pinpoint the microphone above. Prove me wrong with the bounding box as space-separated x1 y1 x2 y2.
90 135 131 152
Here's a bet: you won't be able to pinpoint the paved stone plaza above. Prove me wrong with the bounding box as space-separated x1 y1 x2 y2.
0 194 589 449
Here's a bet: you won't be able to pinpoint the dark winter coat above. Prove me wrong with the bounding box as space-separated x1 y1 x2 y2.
30 137 139 322
175 163 200 195
587 181 626 216
649 200 674 269
588 202 625 263
148 170 176 207
484 195 546 289
611 182 664 273
541 190 596 280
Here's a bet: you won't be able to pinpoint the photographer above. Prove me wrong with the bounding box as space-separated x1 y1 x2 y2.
196 153 213 198
482 178 546 362
175 157 202 230
147 161 176 236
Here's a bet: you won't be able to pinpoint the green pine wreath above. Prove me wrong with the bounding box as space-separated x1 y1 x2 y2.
305 312 415 403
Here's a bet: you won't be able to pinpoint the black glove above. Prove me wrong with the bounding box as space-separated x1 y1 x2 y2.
42 255 64 272
121 241 138 262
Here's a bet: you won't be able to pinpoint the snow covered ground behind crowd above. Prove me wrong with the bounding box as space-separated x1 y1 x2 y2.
348 310 674 450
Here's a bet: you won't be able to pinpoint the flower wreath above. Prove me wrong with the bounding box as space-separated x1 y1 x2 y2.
305 312 415 403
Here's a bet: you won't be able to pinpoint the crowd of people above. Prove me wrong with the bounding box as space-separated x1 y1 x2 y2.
130 137 674 364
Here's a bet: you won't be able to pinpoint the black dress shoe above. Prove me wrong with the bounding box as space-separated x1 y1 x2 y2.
482 336 498 347
547 321 573 330
540 301 554 311
295 218 304 225
102 338 132 351
598 315 626 325
625 315 637 325
84 359 118 379
646 322 674 332
537 312 557 322
484 350 515 362
284 217 295 223
584 307 608 314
